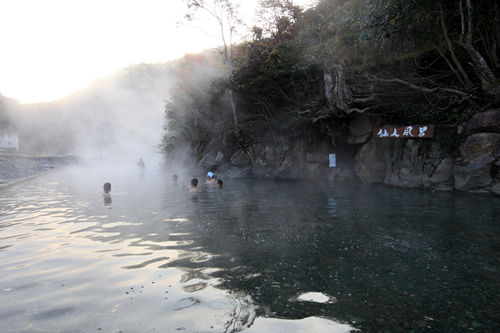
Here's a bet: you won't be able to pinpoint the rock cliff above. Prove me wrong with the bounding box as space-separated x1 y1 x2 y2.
185 110 500 196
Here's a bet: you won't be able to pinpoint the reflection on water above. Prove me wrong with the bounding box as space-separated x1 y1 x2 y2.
0 165 499 332
103 194 112 207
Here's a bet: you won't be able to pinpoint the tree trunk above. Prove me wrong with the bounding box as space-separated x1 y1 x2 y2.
438 1 472 89
229 89 238 127
461 42 496 91
459 0 497 92
494 1 500 69
323 72 334 110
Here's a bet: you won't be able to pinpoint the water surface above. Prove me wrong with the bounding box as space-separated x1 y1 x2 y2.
0 165 499 332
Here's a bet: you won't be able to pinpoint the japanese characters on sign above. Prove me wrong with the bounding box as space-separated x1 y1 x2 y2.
373 125 434 139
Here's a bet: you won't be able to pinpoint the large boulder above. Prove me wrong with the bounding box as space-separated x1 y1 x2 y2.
328 167 357 182
348 115 372 144
454 130 500 194
460 133 500 161
252 145 278 178
355 139 454 190
492 183 500 195
230 150 252 168
218 165 253 179
466 109 500 134
454 154 495 192
275 139 304 180
354 139 393 183
486 86 500 106
251 138 305 180
385 140 454 190
197 150 224 170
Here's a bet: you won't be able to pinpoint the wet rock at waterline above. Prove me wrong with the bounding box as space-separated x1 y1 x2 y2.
180 110 500 195
354 139 454 191
454 154 496 192
455 113 500 194
354 139 393 184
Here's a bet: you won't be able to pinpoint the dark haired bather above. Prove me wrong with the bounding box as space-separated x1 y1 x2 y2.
190 178 201 193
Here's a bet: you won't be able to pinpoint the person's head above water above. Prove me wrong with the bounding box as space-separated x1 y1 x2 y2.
216 179 223 188
191 178 198 187
103 182 111 194
207 171 214 179
172 174 178 184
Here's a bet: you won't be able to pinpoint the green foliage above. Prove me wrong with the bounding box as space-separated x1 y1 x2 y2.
163 0 499 160
233 38 322 116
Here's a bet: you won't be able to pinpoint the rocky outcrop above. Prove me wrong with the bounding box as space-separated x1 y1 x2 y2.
386 140 454 191
230 150 251 168
190 110 500 195
354 139 393 183
198 133 358 181
251 138 305 180
354 139 454 191
454 154 496 193
467 109 500 134
460 133 500 161
454 122 500 194
352 109 500 194
348 115 372 144
197 150 224 170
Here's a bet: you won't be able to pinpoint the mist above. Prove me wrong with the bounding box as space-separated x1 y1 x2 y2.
2 62 180 167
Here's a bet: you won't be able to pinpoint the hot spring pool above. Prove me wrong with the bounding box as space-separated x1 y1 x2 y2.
0 165 499 332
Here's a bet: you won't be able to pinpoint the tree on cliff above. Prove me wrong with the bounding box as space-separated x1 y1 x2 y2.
292 0 500 123
162 0 500 168
182 0 242 128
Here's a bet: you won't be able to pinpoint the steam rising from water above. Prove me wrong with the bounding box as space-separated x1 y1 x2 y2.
2 64 175 165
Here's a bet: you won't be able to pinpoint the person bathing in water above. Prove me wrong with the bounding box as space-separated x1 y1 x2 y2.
205 171 216 186
103 182 112 206
190 178 201 193
137 158 145 168
216 179 223 189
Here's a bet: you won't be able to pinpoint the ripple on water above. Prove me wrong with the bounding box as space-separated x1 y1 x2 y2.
173 297 200 311
293 292 337 304
121 256 170 270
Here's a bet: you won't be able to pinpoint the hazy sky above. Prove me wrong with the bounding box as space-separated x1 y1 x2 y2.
0 0 313 104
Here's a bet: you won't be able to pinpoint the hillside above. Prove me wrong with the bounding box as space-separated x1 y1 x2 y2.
160 0 500 195
0 60 183 158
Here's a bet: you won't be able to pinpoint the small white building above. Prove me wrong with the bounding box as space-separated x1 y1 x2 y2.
0 133 19 151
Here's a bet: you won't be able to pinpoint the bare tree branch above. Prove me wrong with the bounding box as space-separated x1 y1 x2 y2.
367 74 471 98
434 45 466 87
438 1 473 89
